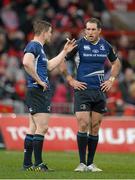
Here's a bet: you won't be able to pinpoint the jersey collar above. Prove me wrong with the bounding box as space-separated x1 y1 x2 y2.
31 40 43 47
84 36 100 45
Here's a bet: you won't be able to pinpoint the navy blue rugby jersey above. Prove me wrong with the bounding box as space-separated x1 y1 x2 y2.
66 37 117 89
24 41 49 88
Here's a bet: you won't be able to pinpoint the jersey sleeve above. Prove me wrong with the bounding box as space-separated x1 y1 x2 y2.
24 43 38 58
107 42 118 62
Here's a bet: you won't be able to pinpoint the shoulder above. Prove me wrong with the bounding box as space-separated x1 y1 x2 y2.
25 41 40 49
99 38 115 53
24 41 40 56
76 37 89 50
100 38 112 48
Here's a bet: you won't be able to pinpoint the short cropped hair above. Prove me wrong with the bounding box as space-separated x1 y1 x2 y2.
33 19 51 35
85 18 102 29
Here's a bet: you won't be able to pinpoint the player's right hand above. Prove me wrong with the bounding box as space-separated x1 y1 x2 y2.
64 38 77 53
40 81 48 91
35 81 48 91
69 79 87 90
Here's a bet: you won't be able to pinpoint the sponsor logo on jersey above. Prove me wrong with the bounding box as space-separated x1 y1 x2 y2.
47 106 51 112
80 104 87 110
84 45 91 50
29 107 33 112
92 49 99 53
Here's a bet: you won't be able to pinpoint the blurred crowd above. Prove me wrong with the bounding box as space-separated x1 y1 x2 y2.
0 0 135 115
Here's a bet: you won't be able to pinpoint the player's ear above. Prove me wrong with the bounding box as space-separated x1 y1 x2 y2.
98 28 101 34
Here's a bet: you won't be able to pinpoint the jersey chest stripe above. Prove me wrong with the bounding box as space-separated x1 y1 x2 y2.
84 70 104 77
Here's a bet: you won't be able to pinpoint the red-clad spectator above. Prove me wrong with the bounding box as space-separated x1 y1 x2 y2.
52 82 67 103
123 81 135 116
107 80 124 115
119 68 135 103
1 4 19 32
124 105 135 116
14 79 26 101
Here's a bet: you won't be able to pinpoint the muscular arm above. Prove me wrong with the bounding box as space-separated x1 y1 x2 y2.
23 53 47 89
110 58 121 79
59 60 87 90
47 49 69 71
101 58 121 92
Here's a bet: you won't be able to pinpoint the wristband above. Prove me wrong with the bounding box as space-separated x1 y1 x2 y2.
66 75 73 82
109 76 115 82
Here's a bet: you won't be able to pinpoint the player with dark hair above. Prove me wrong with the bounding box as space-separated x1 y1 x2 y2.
22 19 76 171
60 17 121 172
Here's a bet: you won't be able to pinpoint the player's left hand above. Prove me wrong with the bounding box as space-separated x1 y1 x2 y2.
63 38 77 53
100 80 113 92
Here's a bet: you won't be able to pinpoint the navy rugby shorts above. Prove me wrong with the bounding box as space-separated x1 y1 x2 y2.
26 87 52 115
74 89 107 113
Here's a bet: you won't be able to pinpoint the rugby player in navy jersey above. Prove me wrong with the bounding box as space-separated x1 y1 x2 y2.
22 19 76 171
60 18 121 172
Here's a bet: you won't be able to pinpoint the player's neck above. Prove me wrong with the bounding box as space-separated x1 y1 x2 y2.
84 36 100 45
91 37 100 45
33 36 44 46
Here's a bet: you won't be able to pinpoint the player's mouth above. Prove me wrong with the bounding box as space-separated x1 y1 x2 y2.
89 35 94 38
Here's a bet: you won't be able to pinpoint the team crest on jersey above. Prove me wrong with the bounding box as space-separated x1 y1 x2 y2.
84 45 91 50
99 44 105 51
